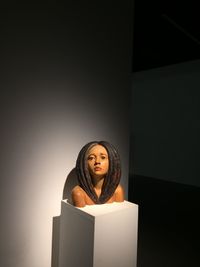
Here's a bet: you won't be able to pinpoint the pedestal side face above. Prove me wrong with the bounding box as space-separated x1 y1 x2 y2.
59 201 95 267
93 205 138 267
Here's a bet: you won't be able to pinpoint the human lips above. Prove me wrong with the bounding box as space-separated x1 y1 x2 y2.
94 167 102 171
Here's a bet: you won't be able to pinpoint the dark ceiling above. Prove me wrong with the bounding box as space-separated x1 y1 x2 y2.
132 0 200 72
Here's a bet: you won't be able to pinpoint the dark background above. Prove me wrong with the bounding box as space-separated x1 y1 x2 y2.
131 1 200 266
132 0 200 71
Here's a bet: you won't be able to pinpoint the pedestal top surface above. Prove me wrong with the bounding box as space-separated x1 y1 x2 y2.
63 200 137 217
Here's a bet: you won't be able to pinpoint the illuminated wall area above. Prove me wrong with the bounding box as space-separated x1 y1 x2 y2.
0 3 133 267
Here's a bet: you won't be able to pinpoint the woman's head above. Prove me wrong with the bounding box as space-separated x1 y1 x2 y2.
87 144 109 180
76 141 121 204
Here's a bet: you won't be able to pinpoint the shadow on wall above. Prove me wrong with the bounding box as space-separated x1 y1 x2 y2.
51 168 78 267
62 168 78 204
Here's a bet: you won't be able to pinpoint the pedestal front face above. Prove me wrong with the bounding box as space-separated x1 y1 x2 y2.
59 201 138 267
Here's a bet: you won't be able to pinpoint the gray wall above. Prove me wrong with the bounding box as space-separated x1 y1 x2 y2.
0 2 133 267
130 60 200 187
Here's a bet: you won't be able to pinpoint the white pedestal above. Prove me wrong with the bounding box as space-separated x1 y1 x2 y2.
58 200 138 267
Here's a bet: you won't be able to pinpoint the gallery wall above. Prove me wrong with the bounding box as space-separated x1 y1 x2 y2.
130 59 200 187
0 2 133 267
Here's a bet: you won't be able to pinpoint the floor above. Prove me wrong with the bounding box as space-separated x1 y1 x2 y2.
128 175 200 267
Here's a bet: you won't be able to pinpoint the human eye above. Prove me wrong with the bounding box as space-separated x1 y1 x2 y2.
88 155 95 161
101 155 107 160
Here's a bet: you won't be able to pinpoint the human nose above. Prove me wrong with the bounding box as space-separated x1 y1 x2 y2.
94 157 101 165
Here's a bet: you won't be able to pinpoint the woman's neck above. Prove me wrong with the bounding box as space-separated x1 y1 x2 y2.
92 176 104 196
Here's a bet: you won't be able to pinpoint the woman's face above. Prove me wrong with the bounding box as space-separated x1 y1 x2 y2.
87 145 109 179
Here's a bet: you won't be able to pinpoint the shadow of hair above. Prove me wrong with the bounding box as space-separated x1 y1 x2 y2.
62 168 78 204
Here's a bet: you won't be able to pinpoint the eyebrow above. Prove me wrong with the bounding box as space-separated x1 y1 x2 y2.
88 153 107 156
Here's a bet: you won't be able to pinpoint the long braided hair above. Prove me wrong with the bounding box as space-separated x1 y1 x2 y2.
76 141 121 204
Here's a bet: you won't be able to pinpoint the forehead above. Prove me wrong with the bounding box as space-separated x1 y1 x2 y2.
88 145 108 155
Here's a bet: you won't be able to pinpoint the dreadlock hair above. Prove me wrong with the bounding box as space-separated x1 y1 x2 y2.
75 141 121 204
